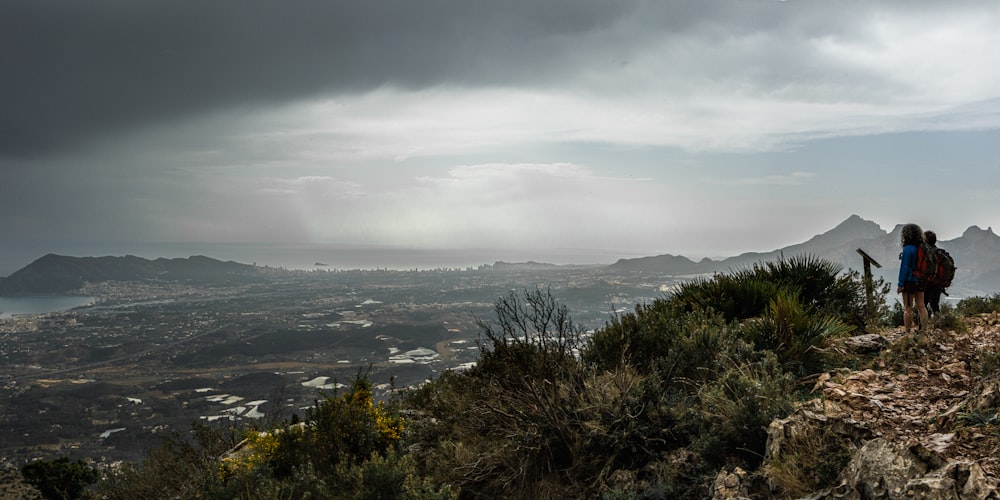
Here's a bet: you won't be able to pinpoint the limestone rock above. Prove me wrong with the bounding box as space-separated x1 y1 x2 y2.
841 333 889 353
764 398 871 466
966 376 1000 413
904 461 999 499
796 438 998 499
709 467 750 500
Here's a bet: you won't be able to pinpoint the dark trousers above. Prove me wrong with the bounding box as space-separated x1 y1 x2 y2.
925 284 943 315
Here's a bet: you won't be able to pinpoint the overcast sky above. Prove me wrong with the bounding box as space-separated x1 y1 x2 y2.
2 0 999 273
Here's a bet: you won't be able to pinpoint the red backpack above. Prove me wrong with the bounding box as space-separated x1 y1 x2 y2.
911 243 938 284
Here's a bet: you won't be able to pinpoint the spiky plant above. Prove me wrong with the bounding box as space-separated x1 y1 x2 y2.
669 272 781 322
740 290 854 376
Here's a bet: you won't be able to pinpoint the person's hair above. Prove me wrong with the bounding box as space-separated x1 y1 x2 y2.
924 230 937 245
901 223 923 247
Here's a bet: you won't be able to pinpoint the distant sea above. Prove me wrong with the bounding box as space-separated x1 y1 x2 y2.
0 296 94 319
0 242 648 277
197 244 636 271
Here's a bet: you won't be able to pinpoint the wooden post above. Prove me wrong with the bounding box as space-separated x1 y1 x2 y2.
856 249 882 323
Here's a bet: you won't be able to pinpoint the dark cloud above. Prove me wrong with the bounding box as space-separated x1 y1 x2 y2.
4 0 987 157
1 0 638 157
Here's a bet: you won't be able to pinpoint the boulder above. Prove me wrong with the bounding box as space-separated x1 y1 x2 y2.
758 399 870 497
800 438 998 499
889 459 998 499
965 375 1000 414
710 467 750 500
764 399 871 466
840 439 937 498
841 333 889 354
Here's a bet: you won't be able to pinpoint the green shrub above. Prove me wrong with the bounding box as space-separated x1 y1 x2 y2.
96 422 245 499
407 362 683 498
957 294 1000 316
669 255 879 331
329 451 457 500
583 301 733 379
21 457 98 500
930 303 964 332
299 371 404 472
677 351 797 469
98 371 435 499
975 351 1000 377
408 289 697 498
956 409 1000 427
408 285 810 498
887 300 905 328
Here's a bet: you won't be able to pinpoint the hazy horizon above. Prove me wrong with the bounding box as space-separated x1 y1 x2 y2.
6 212 998 278
0 241 664 277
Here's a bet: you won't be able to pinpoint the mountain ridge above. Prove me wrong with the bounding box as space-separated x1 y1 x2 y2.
610 214 1000 297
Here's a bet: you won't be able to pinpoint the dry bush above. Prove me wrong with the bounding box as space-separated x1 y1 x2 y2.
763 422 855 497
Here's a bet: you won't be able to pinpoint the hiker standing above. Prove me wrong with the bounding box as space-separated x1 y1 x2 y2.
898 223 929 332
923 230 943 316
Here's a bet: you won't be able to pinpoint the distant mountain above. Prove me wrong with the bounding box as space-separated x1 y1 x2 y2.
606 253 711 275
490 261 574 271
610 215 1000 297
940 225 1000 293
608 215 890 276
0 254 258 296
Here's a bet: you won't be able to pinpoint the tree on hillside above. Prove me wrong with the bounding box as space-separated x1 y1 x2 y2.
21 456 98 500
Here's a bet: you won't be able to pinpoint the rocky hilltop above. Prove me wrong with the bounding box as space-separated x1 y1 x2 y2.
713 313 1000 498
611 215 1000 298
0 254 258 296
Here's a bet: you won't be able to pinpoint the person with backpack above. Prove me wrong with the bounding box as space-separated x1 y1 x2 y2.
923 230 944 316
898 223 929 333
922 229 957 318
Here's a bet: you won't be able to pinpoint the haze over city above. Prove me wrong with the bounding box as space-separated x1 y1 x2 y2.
3 1 999 275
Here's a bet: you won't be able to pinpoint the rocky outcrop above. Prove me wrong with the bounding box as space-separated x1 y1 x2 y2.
739 315 1000 499
801 439 997 499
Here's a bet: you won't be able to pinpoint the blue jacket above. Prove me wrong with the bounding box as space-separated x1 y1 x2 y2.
898 244 919 287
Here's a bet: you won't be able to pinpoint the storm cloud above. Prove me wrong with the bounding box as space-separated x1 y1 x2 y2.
3 0 631 155
8 1 995 156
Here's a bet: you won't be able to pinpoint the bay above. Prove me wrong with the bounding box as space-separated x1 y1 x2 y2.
0 296 94 319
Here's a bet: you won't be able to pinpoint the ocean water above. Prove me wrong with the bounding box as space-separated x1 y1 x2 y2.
200 245 632 271
0 296 94 319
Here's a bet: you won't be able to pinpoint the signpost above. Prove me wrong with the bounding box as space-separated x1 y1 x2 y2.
857 248 882 322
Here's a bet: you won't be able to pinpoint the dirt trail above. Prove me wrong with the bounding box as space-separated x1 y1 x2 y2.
816 313 1000 477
